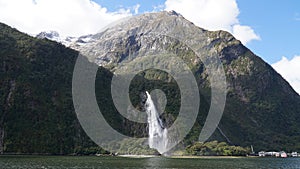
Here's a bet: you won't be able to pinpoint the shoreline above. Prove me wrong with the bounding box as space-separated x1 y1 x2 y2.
117 154 249 159
2 154 297 159
0 154 249 158
168 155 249 159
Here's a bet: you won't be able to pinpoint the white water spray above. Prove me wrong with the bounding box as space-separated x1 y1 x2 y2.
145 91 168 154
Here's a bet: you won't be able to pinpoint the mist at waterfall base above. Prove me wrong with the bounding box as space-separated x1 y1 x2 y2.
145 91 168 154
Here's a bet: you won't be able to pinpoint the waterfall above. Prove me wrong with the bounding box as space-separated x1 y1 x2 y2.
145 91 168 154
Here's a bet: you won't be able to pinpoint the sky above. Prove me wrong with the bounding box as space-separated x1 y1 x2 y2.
0 0 299 94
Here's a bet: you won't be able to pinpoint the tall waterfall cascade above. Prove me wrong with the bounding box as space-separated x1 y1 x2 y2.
145 91 168 154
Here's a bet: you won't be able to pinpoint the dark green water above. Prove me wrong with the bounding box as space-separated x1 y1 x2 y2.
1 156 300 169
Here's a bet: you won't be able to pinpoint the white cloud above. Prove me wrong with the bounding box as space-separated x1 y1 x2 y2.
133 4 140 15
272 56 300 94
0 0 260 43
152 4 165 12
232 25 260 44
0 0 133 37
164 0 260 45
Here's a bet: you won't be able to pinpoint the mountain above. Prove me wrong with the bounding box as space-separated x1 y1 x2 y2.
71 11 300 152
36 31 61 41
1 10 300 155
36 31 78 47
36 31 96 49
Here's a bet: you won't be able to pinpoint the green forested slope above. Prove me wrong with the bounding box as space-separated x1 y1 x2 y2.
0 23 98 154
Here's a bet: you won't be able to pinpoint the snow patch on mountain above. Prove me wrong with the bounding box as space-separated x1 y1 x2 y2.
36 31 94 47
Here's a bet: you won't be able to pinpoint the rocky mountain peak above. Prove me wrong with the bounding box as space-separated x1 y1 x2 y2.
70 11 231 66
167 10 182 16
36 31 60 40
36 30 78 47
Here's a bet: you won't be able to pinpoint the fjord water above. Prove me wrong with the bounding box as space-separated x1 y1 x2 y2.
1 156 300 169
